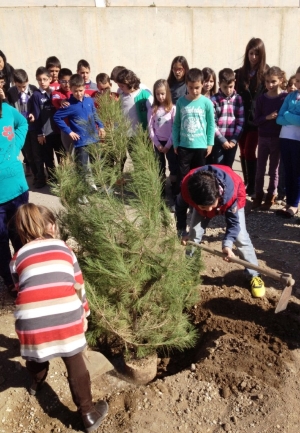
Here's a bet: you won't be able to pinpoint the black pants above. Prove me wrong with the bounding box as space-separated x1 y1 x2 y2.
177 147 207 183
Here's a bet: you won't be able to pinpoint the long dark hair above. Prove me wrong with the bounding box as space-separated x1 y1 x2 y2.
239 38 267 90
167 56 189 87
0 50 14 93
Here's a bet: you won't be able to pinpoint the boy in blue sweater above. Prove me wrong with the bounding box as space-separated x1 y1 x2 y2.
29 67 63 188
53 74 105 186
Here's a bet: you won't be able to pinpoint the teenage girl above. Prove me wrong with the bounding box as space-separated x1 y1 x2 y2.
148 79 178 202
252 67 287 210
167 56 189 104
276 67 300 218
10 204 108 433
202 67 217 98
235 37 268 196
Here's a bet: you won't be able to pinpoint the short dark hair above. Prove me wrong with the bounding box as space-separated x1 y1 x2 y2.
110 66 126 81
77 59 90 71
70 74 85 88
219 68 235 84
116 69 140 90
13 69 28 84
186 68 203 84
58 68 72 80
188 170 221 206
45 56 61 69
36 67 51 78
96 73 110 84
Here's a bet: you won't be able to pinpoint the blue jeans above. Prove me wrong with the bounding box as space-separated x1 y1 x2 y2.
0 191 29 287
189 207 259 278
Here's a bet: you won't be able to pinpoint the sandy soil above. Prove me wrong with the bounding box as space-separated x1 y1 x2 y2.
1 172 300 433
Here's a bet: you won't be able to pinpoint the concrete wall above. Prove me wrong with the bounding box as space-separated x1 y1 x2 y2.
0 6 299 91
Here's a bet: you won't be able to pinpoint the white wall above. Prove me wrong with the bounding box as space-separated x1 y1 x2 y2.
0 6 299 91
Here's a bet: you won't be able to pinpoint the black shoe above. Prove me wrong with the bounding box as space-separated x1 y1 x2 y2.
82 400 108 433
29 379 45 396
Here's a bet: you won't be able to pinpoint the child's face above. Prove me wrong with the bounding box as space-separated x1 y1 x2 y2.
172 62 185 81
155 86 167 104
48 66 60 82
78 67 90 83
117 82 133 95
0 79 5 89
219 81 235 97
59 76 71 92
288 79 297 93
198 199 219 212
97 81 111 94
15 82 28 93
187 80 203 100
36 74 52 91
71 85 85 101
288 77 300 93
265 75 282 93
203 76 214 94
248 49 259 68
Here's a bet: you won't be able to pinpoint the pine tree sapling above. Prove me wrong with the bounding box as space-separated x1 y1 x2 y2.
53 94 202 360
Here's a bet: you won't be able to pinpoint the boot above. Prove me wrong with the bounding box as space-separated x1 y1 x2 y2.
261 193 276 210
245 160 257 196
240 156 247 186
68 370 108 432
251 192 264 210
26 362 49 396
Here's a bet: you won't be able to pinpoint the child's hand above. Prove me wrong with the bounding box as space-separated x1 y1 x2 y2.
37 135 46 145
266 111 278 120
70 131 80 141
174 147 178 155
83 317 88 332
99 128 106 139
158 145 164 153
0 88 5 99
222 247 235 261
229 141 236 148
162 147 169 154
206 145 213 157
61 100 70 108
222 141 230 149
28 114 35 122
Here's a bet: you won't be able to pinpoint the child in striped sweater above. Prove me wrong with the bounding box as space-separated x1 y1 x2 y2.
10 203 108 433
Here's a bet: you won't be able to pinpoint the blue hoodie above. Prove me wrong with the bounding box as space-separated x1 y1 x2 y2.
53 95 104 148
0 102 28 204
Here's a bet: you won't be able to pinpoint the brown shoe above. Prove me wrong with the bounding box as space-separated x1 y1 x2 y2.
251 192 264 210
261 193 276 210
82 400 108 433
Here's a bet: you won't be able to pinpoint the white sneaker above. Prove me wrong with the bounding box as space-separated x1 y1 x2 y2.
90 183 98 191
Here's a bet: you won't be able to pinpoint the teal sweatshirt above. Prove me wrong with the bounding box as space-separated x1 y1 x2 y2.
0 102 28 204
172 95 215 149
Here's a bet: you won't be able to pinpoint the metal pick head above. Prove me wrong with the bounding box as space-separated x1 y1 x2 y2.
275 284 294 314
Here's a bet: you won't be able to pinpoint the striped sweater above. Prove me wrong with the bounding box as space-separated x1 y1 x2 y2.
10 238 90 363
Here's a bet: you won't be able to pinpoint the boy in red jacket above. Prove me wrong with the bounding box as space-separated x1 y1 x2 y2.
176 164 265 297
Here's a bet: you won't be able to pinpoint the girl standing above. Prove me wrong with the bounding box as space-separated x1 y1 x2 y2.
235 38 268 196
10 204 108 433
148 79 178 203
167 56 189 104
202 67 217 98
252 67 287 210
276 67 300 218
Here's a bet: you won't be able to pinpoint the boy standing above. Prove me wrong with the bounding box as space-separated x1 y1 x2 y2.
172 68 215 183
53 74 105 185
95 73 119 103
6 69 38 179
210 68 244 168
77 59 97 96
176 165 265 298
52 68 73 153
29 67 62 188
46 56 61 91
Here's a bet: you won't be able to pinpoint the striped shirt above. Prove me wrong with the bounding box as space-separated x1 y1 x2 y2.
211 90 245 146
10 238 90 363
